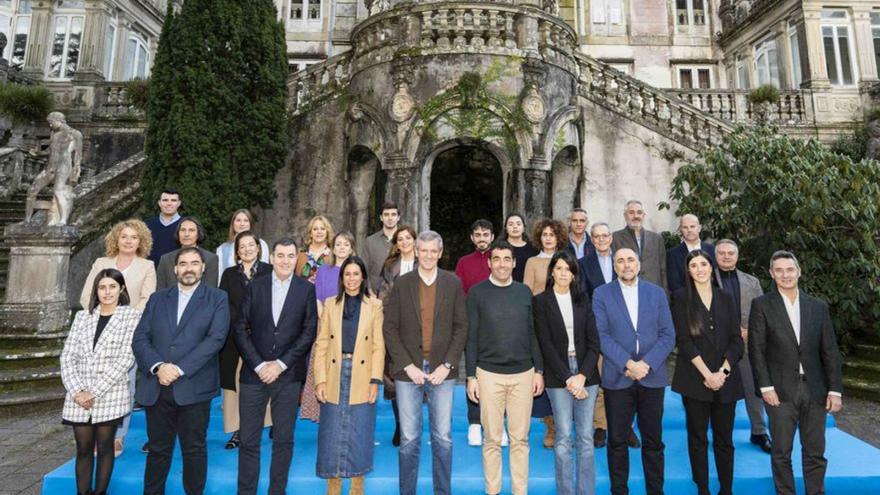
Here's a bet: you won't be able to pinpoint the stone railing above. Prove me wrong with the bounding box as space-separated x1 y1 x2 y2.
92 82 146 121
576 54 733 149
666 89 813 126
0 147 47 199
70 151 145 247
289 1 579 114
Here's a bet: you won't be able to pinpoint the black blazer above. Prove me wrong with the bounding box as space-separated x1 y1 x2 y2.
218 262 272 390
666 242 716 293
748 290 843 404
533 290 601 389
233 272 318 384
671 287 744 403
578 249 616 298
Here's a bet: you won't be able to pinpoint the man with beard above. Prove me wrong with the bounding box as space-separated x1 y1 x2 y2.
133 247 230 494
612 200 667 292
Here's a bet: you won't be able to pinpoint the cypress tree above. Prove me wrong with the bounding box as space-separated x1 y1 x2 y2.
143 0 289 247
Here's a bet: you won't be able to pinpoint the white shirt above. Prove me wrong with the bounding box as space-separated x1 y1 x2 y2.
489 275 512 287
620 279 640 355
554 290 576 353
597 252 613 284
256 272 292 374
538 251 553 259
685 241 702 252
159 213 181 227
418 267 438 286
400 259 415 276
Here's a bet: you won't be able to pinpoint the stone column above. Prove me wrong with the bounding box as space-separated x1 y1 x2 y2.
774 21 792 89
21 1 53 80
383 157 420 230
0 224 80 334
73 0 111 82
802 8 831 89
513 164 550 226
852 7 879 89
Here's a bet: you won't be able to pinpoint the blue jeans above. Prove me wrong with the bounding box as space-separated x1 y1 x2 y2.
395 361 455 495
546 356 600 495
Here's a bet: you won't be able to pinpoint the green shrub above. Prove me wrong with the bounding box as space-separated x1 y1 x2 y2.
0 84 54 125
124 78 149 111
747 84 780 105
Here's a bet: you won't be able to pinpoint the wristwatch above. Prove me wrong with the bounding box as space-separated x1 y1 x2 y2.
721 367 730 376
442 362 453 370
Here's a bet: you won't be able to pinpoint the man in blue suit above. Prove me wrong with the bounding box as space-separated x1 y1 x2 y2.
666 214 715 293
234 238 317 495
579 221 616 299
132 247 230 495
593 248 675 495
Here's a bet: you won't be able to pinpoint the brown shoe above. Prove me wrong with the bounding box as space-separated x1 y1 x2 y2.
327 478 342 495
542 416 555 449
351 475 365 495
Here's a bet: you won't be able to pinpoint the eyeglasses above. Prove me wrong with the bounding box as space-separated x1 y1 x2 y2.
593 234 611 239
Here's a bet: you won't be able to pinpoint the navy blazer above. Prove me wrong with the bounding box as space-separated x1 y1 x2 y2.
132 283 230 407
592 279 675 390
666 242 716 293
578 249 616 298
233 273 317 384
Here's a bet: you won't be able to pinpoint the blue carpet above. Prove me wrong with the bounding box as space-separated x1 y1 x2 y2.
42 386 880 494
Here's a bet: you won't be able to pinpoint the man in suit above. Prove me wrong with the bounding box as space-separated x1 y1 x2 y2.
612 200 667 291
233 238 317 495
579 221 616 298
714 239 772 453
132 247 230 495
567 208 592 259
362 201 400 294
383 230 468 495
666 214 715 292
748 250 843 495
156 216 219 289
593 248 675 495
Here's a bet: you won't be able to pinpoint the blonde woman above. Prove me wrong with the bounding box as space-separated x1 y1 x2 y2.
216 209 270 281
295 215 335 284
79 219 156 456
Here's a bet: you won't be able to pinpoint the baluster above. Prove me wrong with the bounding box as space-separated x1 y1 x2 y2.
453 9 466 47
487 10 501 47
503 12 516 48
421 11 434 47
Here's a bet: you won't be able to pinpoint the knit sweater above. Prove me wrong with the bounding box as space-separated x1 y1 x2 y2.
145 216 181 267
455 250 491 295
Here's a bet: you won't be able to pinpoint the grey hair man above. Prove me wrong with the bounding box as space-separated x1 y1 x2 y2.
611 200 667 291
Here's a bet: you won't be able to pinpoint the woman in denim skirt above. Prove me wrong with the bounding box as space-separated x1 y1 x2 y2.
313 256 385 495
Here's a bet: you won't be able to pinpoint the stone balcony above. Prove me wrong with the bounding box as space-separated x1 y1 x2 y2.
666 89 814 126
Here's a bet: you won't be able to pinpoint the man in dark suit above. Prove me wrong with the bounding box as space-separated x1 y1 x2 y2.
132 247 230 495
611 200 667 291
579 221 616 298
666 214 715 292
714 239 772 453
156 216 219 289
384 230 468 495
233 238 317 495
748 250 843 495
593 248 675 495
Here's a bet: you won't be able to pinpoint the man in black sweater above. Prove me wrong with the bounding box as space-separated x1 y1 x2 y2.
466 241 544 495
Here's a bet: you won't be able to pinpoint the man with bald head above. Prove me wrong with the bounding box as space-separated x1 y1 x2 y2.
666 214 716 292
612 200 667 291
592 248 675 495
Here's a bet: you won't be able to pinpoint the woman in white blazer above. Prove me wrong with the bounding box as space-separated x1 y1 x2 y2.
79 218 157 455
62 268 141 495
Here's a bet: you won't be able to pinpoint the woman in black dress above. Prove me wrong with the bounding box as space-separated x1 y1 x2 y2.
502 213 537 283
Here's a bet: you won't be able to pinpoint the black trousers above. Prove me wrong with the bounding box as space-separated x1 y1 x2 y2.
604 383 665 495
144 386 212 495
766 379 829 495
238 379 301 495
682 395 736 495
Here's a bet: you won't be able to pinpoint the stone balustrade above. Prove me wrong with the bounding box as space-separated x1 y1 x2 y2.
667 89 812 126
576 54 733 149
0 148 47 200
92 83 145 121
287 53 353 114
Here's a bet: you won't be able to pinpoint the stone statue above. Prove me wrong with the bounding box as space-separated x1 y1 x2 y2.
543 0 560 17
24 112 83 226
735 0 752 21
866 118 880 161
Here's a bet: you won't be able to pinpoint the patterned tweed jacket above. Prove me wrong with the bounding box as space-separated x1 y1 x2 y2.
60 305 141 423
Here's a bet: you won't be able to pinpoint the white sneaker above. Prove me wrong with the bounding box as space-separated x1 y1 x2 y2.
501 429 509 447
468 424 482 446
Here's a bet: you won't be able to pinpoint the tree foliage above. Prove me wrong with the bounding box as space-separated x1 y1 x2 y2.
143 0 288 247
661 125 880 347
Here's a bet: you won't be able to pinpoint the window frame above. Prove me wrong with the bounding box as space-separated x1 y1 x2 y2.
1 0 32 70
820 10 858 87
123 34 150 81
103 17 118 80
45 12 85 80
675 64 713 89
788 22 803 89
753 37 780 88
675 0 706 28
871 12 879 78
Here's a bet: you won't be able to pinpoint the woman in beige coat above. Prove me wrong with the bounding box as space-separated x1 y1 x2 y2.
313 256 385 495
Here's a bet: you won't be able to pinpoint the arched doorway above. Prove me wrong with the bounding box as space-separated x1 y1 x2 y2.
429 145 504 269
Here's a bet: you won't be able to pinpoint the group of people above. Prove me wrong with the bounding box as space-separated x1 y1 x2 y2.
59 189 844 495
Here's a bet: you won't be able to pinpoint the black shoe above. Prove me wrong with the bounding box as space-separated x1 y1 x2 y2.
392 424 401 447
627 428 641 449
132 401 143 412
269 426 274 440
750 433 772 453
594 428 607 448
225 431 240 450
141 442 149 453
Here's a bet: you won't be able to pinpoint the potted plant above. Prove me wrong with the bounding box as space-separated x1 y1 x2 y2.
747 84 780 124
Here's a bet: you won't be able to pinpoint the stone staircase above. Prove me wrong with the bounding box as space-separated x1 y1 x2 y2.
843 337 880 403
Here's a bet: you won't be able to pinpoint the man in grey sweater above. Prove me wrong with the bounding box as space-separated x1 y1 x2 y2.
466 240 544 495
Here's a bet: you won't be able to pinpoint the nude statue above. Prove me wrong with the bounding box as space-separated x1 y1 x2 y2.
24 112 83 226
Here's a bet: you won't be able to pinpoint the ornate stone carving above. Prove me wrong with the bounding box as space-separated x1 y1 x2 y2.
348 102 366 122
521 87 546 124
543 0 559 17
389 85 415 122
24 112 83 226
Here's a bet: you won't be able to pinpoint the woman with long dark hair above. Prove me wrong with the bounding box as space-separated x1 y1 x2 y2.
61 268 141 495
671 249 744 495
313 256 385 495
379 225 417 299
501 213 537 283
533 251 602 495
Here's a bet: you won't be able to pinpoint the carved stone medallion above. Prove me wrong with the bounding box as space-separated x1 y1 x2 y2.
390 86 415 122
521 88 546 124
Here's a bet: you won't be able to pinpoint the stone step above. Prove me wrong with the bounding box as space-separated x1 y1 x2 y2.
0 364 62 394
842 376 880 403
852 343 880 359
0 347 62 370
0 385 65 419
842 357 880 381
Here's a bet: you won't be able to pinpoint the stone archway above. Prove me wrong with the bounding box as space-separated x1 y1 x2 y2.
426 143 504 269
550 145 581 218
347 146 384 245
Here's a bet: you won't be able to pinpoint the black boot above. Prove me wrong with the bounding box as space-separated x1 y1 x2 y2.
225 431 240 449
392 422 401 447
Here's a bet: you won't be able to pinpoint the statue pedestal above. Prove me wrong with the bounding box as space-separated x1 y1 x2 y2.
0 223 80 334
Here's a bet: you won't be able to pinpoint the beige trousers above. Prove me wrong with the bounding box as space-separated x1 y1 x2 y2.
477 367 535 495
593 355 607 429
222 359 273 433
